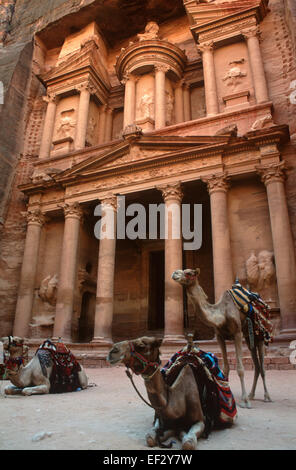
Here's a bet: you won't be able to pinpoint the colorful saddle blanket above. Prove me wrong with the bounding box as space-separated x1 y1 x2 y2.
228 282 274 348
36 340 81 393
161 346 237 437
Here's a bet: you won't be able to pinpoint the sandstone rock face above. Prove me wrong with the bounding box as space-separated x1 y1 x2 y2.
0 0 295 339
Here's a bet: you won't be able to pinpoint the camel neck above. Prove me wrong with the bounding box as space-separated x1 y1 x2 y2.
187 282 215 326
144 369 168 410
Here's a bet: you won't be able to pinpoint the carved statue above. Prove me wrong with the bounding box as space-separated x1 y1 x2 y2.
38 274 59 306
246 251 276 290
166 92 174 124
250 114 274 131
137 22 159 41
222 66 247 87
56 110 76 139
139 93 154 119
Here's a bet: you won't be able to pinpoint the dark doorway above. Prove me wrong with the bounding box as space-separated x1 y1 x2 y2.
78 291 95 342
148 250 165 330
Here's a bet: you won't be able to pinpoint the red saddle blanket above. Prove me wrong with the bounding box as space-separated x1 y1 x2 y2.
36 340 81 394
161 346 237 437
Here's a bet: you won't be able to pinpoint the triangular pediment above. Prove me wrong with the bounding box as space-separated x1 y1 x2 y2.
55 134 230 183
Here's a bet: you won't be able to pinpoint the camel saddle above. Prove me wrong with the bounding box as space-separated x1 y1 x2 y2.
36 340 81 393
228 281 274 348
161 346 237 437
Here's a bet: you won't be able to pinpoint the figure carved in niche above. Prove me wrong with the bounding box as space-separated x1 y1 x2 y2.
139 93 154 119
166 92 174 124
246 251 276 291
56 110 76 139
222 65 247 87
86 116 97 143
38 274 59 306
137 22 159 41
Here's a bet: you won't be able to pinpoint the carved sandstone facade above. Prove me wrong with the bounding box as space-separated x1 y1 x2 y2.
0 0 296 355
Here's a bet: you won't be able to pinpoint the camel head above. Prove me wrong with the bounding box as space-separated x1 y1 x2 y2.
0 336 24 353
172 268 201 287
107 336 162 375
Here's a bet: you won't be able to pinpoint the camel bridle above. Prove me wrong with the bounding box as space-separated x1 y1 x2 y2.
127 341 160 377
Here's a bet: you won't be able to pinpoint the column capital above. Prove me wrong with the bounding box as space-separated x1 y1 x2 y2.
241 26 261 40
256 161 287 186
43 92 58 104
202 173 230 194
62 201 83 220
157 182 183 203
197 41 215 54
24 208 46 226
121 71 138 85
100 194 117 210
155 64 170 74
75 81 96 95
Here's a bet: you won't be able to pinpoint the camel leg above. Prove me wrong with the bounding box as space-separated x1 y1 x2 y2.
234 332 251 408
258 342 272 402
4 385 24 395
248 346 260 400
146 418 175 447
78 368 88 390
217 334 229 379
180 421 205 450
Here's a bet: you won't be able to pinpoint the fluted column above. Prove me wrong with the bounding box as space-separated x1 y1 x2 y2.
198 41 219 116
158 183 184 343
75 83 95 149
155 64 169 129
13 209 45 337
105 107 114 142
122 72 137 130
174 80 185 124
203 174 234 301
53 202 83 341
242 26 269 104
93 195 117 345
183 83 191 122
257 162 296 338
98 104 107 144
39 94 58 159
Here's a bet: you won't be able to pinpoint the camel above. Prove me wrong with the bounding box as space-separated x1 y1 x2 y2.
172 268 272 408
0 336 88 396
107 336 236 450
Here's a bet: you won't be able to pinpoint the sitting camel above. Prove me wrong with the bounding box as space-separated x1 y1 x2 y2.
1 336 88 396
108 336 236 450
172 268 272 408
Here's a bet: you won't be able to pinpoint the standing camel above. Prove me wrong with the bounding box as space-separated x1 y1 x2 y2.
1 336 88 395
172 268 272 408
108 336 236 450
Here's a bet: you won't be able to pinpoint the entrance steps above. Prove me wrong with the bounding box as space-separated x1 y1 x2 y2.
25 338 295 370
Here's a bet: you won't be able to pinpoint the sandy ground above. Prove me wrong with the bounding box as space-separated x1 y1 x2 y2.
0 367 295 451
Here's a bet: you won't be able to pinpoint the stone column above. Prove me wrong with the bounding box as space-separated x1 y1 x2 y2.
198 41 219 116
105 107 113 142
93 195 117 345
203 174 234 301
174 80 185 124
155 64 169 129
13 209 45 337
75 83 94 149
53 202 83 341
158 183 184 343
98 104 107 144
257 162 296 338
122 72 137 130
242 26 269 104
39 94 58 159
183 83 191 122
